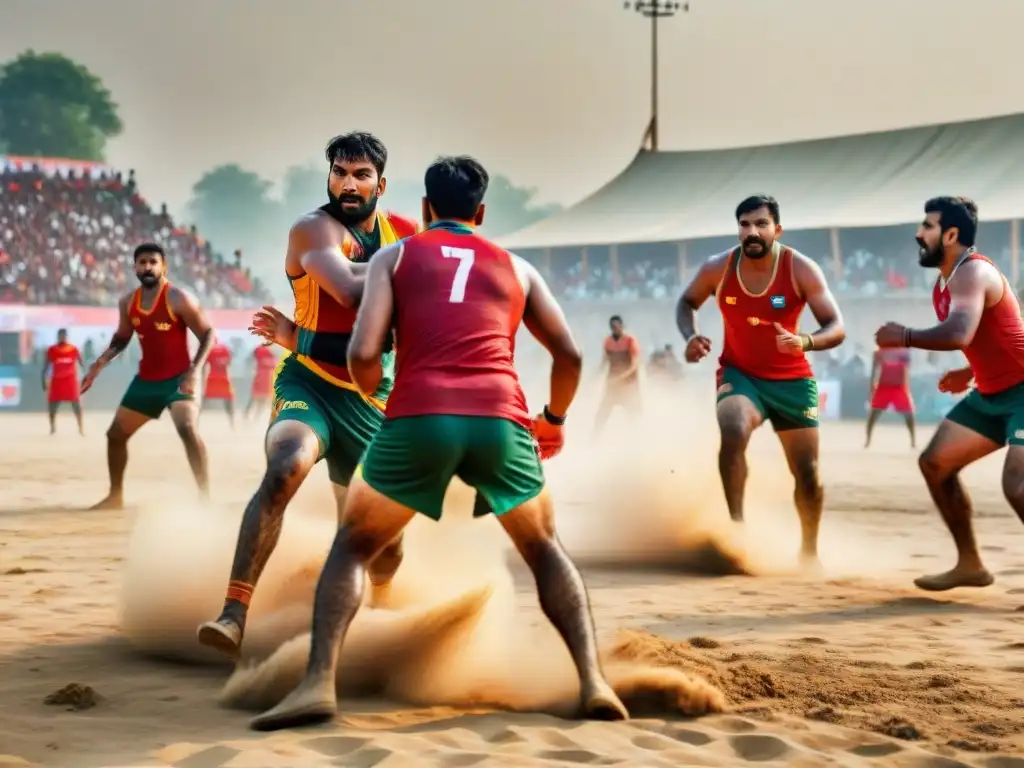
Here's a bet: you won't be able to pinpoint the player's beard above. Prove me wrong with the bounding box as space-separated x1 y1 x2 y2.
917 236 944 268
742 236 771 260
136 272 160 288
326 185 379 228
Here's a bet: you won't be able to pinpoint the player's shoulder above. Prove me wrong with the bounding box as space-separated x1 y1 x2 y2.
383 210 421 237
702 248 735 272
167 283 199 310
117 288 138 310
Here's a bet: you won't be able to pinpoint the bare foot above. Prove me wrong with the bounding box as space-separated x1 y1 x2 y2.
197 617 243 659
799 552 823 575
88 494 123 511
250 677 337 731
581 680 629 721
914 567 994 592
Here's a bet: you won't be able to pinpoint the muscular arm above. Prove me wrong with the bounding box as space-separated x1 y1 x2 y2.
95 294 135 367
520 259 583 418
795 255 846 351
676 255 726 341
347 244 402 395
291 216 366 308
170 287 216 370
906 262 989 351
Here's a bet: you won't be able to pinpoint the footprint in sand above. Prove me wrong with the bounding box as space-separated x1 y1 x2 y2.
728 734 793 762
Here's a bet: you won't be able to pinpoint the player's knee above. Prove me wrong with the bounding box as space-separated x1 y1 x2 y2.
262 442 310 500
793 460 821 498
368 537 404 585
1001 472 1024 507
719 421 750 453
918 448 949 483
174 420 198 442
106 423 128 443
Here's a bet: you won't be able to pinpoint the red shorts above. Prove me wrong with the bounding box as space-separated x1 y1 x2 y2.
48 378 80 404
204 377 234 400
251 373 273 399
870 384 913 414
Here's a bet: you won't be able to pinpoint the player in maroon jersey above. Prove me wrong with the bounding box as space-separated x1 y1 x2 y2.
865 345 916 448
42 329 85 435
876 197 1024 591
250 156 627 731
80 243 216 509
676 196 846 565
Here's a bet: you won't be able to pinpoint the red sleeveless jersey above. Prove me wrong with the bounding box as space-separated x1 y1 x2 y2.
291 210 419 386
876 348 910 388
932 253 1024 395
716 246 813 380
129 282 192 381
384 222 530 429
206 343 232 381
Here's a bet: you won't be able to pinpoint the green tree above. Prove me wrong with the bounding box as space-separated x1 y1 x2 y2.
0 50 122 161
280 163 326 218
186 164 284 269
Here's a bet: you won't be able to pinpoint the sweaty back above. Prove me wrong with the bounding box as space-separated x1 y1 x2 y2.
385 221 530 428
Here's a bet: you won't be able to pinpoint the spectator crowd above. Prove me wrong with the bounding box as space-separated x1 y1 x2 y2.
0 164 270 308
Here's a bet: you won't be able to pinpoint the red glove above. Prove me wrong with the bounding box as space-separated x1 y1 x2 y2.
531 411 565 460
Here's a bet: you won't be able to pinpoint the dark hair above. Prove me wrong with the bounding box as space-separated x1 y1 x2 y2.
423 156 489 221
57 328 67 335
133 242 165 261
325 132 387 176
735 194 780 224
924 196 978 247
609 315 623 325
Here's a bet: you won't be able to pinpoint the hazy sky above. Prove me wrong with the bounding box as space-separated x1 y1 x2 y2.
2 0 1022 218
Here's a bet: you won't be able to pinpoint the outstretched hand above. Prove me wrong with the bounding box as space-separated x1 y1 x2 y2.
249 306 297 350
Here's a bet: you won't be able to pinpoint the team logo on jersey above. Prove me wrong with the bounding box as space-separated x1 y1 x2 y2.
155 322 172 331
747 317 762 326
1015 429 1024 441
131 317 141 327
278 399 309 411
717 383 733 395
770 295 786 309
804 406 819 420
725 296 737 305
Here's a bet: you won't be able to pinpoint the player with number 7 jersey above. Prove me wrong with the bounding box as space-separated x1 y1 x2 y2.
250 156 628 732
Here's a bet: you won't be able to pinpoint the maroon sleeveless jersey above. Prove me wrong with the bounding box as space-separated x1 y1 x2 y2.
384 221 531 429
932 253 1024 395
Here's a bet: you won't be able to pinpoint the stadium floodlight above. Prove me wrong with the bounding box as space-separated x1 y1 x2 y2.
623 1 689 151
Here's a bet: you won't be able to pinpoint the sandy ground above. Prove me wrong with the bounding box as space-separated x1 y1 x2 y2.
2 397 1024 768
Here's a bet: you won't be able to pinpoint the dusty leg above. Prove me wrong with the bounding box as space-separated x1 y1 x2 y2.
915 420 1000 591
169 400 210 497
71 400 84 436
592 392 615 438
250 478 415 731
332 483 404 606
1001 446 1024 524
224 397 236 430
716 396 763 522
500 490 628 721
90 407 150 509
197 421 319 657
47 402 58 435
778 427 823 566
865 408 883 447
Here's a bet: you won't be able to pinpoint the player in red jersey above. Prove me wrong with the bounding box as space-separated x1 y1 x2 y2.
865 345 916 448
80 243 216 509
197 133 419 658
876 196 1024 591
42 329 85 435
202 340 235 429
676 195 846 565
250 156 626 731
244 343 277 421
594 315 642 434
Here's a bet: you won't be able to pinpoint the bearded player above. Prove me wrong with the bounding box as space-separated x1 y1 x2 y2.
81 243 215 509
865 345 915 448
876 196 1024 592
676 195 846 564
594 314 641 435
202 339 235 429
43 329 85 435
245 343 277 421
250 155 627 731
197 132 418 657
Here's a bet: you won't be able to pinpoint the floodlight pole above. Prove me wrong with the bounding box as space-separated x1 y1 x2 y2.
623 1 688 151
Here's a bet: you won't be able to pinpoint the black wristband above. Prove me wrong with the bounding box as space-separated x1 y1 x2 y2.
543 405 566 426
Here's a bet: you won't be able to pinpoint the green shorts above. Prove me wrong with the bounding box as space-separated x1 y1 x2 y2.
271 356 386 485
717 366 819 431
121 374 193 419
946 382 1024 446
360 414 546 521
